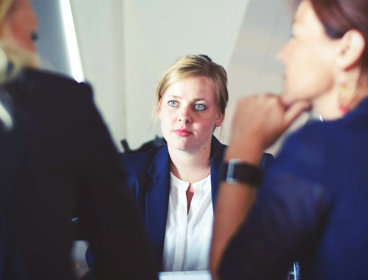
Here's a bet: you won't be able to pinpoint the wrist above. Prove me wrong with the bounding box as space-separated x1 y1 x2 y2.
220 159 263 186
225 141 263 164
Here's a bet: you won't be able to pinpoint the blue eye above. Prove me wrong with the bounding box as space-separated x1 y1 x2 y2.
168 100 178 107
194 104 206 111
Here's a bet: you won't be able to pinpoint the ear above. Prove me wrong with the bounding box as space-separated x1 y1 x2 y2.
214 113 225 127
337 30 366 70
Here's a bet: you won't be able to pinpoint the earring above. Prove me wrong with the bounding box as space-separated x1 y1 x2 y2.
338 85 349 114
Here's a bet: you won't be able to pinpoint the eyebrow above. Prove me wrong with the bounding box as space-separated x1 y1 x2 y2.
193 98 207 102
165 95 208 102
165 95 182 99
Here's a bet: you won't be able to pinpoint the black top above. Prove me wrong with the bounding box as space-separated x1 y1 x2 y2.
0 68 157 280
220 98 368 280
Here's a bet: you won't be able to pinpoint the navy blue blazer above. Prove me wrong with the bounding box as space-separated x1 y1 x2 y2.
121 136 274 270
220 98 368 280
1 68 156 280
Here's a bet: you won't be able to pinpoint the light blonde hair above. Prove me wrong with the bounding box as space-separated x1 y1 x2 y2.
152 54 228 121
0 0 40 84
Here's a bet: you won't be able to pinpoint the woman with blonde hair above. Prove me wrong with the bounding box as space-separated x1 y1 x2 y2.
211 0 368 279
0 0 156 279
119 54 273 272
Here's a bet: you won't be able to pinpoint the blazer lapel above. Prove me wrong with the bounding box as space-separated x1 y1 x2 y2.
210 137 226 210
145 145 171 268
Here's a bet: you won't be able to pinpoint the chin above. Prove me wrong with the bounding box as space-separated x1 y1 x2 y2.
281 88 313 108
280 91 294 107
169 138 191 151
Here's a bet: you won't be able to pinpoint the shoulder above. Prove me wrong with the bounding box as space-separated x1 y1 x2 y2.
120 144 170 197
211 136 227 157
281 120 333 159
23 68 90 88
11 68 93 102
120 144 168 176
270 120 336 181
9 68 100 123
260 152 274 169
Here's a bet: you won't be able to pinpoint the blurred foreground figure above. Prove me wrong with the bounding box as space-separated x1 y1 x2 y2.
211 0 368 279
0 0 156 279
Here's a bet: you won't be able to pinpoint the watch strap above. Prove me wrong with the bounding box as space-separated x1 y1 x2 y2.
220 159 263 186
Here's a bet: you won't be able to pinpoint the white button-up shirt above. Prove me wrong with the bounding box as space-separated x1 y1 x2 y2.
162 173 213 271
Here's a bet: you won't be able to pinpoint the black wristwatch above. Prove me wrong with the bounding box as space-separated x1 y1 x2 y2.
220 159 263 186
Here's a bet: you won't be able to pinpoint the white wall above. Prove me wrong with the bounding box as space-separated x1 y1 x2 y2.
222 0 296 154
123 0 251 149
70 0 126 149
69 0 296 152
69 0 250 150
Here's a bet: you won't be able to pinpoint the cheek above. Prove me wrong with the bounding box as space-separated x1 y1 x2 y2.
159 111 175 133
199 116 220 132
160 118 170 140
10 24 35 52
282 45 335 104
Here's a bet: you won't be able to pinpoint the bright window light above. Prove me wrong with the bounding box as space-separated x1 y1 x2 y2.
59 0 85 82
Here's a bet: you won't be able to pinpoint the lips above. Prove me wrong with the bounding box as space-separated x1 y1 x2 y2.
174 129 192 137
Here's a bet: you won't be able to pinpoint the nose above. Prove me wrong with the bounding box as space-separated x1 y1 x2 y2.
177 106 192 124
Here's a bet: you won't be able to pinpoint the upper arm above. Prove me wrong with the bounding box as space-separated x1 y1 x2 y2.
219 129 331 279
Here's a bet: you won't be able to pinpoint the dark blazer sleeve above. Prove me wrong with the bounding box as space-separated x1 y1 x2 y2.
13 69 157 280
218 128 329 280
75 85 157 280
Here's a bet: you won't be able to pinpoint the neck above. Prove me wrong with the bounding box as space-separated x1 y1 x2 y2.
169 144 211 183
347 85 368 111
312 88 343 120
313 83 368 120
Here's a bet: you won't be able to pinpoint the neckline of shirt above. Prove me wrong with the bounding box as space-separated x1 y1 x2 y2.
170 172 211 192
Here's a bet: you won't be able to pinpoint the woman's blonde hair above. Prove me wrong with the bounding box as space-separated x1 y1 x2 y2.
152 54 228 121
0 0 39 84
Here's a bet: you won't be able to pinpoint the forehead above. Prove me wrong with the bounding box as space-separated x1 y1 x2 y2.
293 1 325 33
164 75 215 98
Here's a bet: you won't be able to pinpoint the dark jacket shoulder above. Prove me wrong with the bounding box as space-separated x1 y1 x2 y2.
7 68 93 107
120 144 167 177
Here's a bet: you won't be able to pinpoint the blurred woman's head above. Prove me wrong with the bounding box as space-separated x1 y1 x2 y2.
0 0 39 83
278 0 368 117
0 0 38 52
306 0 368 80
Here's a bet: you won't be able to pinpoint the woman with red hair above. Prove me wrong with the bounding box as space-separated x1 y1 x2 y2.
211 0 368 279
